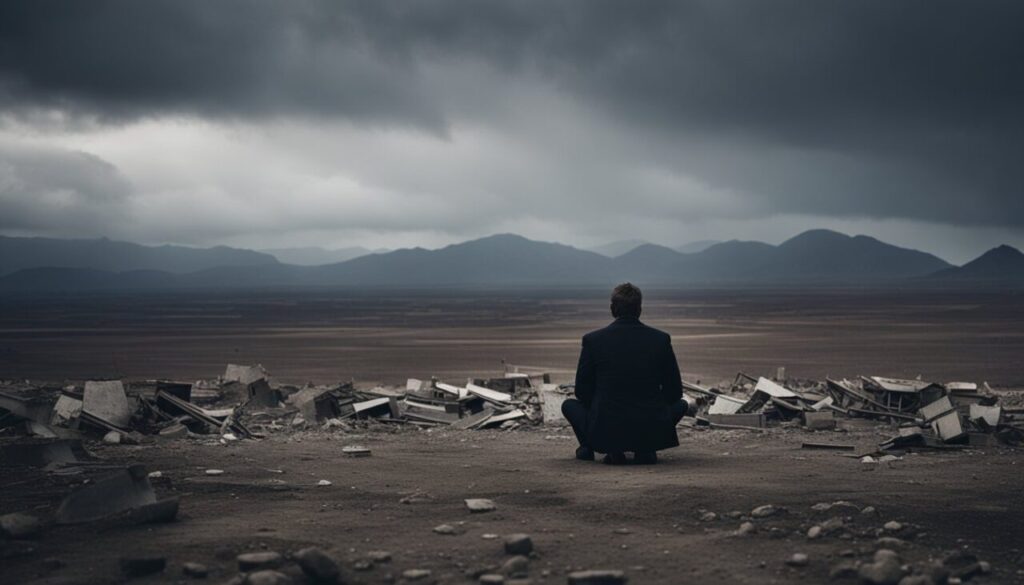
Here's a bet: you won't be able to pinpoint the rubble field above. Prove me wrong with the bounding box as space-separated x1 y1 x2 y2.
3 362 1024 585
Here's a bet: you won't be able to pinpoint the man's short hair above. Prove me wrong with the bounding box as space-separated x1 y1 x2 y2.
610 282 642 318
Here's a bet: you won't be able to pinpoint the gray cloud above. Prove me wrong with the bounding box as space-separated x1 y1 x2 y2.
0 0 1022 254
0 140 132 234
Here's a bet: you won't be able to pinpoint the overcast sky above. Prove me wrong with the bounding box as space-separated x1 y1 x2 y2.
1 1 1022 264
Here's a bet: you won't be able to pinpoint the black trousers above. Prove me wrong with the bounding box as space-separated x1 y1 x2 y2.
561 398 687 453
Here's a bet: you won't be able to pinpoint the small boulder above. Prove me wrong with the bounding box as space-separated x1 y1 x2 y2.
466 498 497 513
858 549 904 585
479 575 505 584
433 523 462 535
402 569 432 581
736 521 755 536
367 550 392 563
883 521 903 532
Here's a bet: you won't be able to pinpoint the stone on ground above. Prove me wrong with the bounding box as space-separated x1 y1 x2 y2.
294 547 340 583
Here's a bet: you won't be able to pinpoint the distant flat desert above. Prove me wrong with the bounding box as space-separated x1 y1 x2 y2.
1 289 1022 386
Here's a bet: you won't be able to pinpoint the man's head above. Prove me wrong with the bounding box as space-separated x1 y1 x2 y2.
610 282 642 319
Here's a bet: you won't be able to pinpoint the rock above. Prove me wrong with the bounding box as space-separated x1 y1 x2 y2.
316 479 332 486
367 550 392 563
342 445 371 457
878 455 900 463
566 570 628 584
182 562 209 578
103 431 122 444
861 506 877 516
237 551 284 572
699 511 717 522
811 502 832 512
402 569 432 581
294 547 340 583
751 504 780 518
501 555 530 578
861 456 877 464
244 570 293 585
786 553 809 567
839 549 856 558
0 512 43 539
807 526 822 539
466 498 497 513
897 576 935 585
479 575 505 584
829 562 858 580
858 550 904 585
883 521 903 532
875 537 908 549
433 523 462 535
205 469 225 476
612 528 632 535
736 522 755 536
119 556 167 578
504 534 533 555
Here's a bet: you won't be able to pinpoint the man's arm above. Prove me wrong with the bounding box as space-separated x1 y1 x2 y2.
574 336 596 406
660 335 683 404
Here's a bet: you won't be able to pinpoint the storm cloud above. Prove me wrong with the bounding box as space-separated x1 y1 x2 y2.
1 1 1022 260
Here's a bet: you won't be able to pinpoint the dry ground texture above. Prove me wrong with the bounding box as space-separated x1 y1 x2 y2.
2 422 1023 584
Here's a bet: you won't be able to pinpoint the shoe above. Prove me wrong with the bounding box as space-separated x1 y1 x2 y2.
575 446 595 461
634 451 658 465
602 452 627 465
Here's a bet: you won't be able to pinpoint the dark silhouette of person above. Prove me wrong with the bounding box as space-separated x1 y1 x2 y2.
561 283 687 464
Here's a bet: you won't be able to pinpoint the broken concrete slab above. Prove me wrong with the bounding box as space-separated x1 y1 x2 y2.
224 363 267 385
55 464 169 524
82 380 132 429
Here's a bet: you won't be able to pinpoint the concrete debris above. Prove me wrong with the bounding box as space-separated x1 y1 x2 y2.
55 464 178 525
686 371 1020 452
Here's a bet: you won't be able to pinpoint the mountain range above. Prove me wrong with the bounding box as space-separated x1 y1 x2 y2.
258 246 387 266
0 230 1020 291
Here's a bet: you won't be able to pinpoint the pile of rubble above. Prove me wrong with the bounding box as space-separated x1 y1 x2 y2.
687 371 1024 450
0 363 573 446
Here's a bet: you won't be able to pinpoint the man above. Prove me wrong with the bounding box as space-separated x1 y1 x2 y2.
561 283 688 465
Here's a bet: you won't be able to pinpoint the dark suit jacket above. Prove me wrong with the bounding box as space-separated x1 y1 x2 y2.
574 316 683 453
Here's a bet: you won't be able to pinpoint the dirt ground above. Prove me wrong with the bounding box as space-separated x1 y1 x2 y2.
2 289 1024 387
3 421 1023 585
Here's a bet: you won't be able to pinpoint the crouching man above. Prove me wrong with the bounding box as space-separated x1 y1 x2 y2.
561 283 688 465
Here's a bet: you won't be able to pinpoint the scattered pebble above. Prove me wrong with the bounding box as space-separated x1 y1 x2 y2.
237 551 284 572
786 553 809 567
182 562 209 578
884 521 903 532
367 550 392 563
244 570 292 585
465 498 497 513
807 526 822 539
699 511 717 522
205 469 225 476
751 504 780 518
403 569 432 581
736 522 756 536
316 479 332 486
433 524 461 535
567 569 628 584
